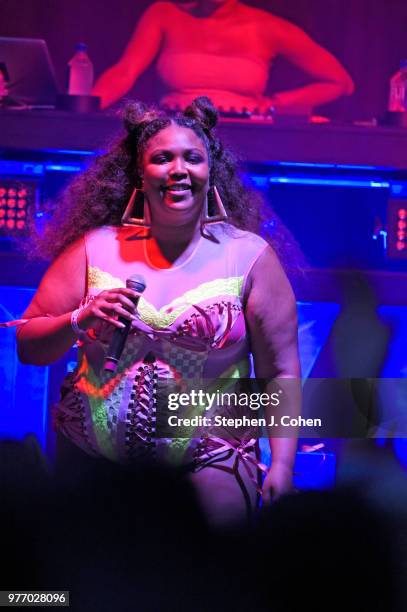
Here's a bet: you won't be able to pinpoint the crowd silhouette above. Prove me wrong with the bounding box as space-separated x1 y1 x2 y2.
2 435 404 612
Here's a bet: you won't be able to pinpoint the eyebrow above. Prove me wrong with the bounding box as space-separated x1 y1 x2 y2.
148 147 207 156
151 147 206 153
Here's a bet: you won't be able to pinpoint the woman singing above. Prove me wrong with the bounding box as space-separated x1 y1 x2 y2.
17 97 301 525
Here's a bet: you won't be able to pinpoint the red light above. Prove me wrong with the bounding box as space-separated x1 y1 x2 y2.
0 181 36 234
396 241 406 251
398 220 407 230
397 231 406 240
398 209 407 220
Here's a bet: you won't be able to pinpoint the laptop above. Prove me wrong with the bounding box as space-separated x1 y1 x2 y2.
0 37 58 108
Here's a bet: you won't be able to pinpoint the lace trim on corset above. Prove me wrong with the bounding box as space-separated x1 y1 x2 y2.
88 266 243 330
139 277 243 329
88 266 125 290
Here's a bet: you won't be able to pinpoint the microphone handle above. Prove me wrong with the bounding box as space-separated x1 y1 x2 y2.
104 295 141 372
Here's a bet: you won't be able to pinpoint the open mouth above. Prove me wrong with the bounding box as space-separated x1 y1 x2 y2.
163 184 192 192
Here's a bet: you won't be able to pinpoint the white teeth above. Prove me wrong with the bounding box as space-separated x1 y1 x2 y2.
165 185 190 191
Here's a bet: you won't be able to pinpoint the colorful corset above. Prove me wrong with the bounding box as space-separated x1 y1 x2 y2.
54 224 267 465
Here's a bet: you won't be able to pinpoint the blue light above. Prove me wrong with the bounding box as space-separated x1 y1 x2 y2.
391 183 407 197
335 163 390 171
0 286 49 448
23 163 44 176
45 164 83 173
393 439 407 470
0 161 44 176
371 230 388 249
276 161 336 168
39 148 99 156
268 176 390 189
377 306 407 377
275 161 386 171
250 176 269 188
297 301 341 378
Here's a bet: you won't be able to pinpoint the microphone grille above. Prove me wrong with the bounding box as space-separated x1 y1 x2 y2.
126 274 147 292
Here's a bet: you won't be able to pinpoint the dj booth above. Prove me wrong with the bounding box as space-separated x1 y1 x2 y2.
2 108 407 166
1 109 406 480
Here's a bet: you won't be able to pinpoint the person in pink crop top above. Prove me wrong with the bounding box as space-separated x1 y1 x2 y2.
17 97 301 526
93 0 354 114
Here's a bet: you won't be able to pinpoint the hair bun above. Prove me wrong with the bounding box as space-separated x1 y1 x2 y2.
122 100 162 135
184 96 218 131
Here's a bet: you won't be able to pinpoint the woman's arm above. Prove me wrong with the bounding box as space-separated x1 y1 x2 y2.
17 239 87 365
245 246 301 503
268 16 354 111
92 3 166 109
17 238 140 365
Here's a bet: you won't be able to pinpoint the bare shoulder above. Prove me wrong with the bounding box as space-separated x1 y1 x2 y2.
137 2 176 27
45 236 87 284
246 245 296 315
24 237 87 318
236 5 301 53
238 4 290 27
251 245 292 290
146 1 184 19
255 10 306 42
52 235 86 266
144 1 173 14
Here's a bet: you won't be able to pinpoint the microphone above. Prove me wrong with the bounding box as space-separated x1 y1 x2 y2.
104 274 146 372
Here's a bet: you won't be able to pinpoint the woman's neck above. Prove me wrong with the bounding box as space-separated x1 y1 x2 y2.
149 220 202 266
184 0 239 19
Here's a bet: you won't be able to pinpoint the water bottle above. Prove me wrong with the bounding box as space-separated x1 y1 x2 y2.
67 43 94 96
388 60 407 112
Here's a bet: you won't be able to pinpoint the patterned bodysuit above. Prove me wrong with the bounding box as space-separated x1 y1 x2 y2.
55 223 268 523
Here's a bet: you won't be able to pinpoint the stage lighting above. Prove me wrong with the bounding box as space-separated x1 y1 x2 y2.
387 200 407 259
0 179 37 236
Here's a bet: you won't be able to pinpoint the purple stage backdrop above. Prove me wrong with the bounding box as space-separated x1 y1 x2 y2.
1 0 407 120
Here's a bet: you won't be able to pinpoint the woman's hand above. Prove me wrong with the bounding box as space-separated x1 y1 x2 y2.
76 288 141 331
262 461 294 506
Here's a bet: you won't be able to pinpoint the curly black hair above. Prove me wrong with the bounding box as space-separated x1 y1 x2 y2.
31 96 305 274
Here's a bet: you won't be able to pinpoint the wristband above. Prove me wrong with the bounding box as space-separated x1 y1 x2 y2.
70 295 95 337
71 308 86 337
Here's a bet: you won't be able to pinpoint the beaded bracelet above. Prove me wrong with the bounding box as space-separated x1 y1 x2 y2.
70 308 86 337
70 295 95 337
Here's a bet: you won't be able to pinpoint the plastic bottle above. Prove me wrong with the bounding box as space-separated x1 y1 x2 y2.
67 43 94 96
388 60 407 112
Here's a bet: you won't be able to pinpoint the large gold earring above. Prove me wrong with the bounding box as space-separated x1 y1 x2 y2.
121 187 151 228
201 186 228 228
